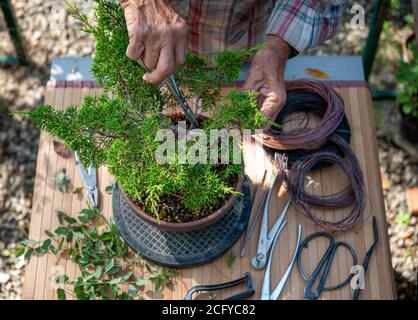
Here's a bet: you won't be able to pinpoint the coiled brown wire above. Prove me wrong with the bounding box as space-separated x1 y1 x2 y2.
264 80 365 232
263 80 345 150
280 135 365 232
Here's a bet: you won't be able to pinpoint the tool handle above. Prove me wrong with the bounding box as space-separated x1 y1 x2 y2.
184 273 253 300
352 243 377 300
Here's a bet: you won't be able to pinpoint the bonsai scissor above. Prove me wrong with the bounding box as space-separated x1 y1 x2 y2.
74 151 99 208
139 59 198 128
296 232 358 300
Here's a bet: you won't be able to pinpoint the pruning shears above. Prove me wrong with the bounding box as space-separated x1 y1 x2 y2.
74 151 99 208
261 224 302 300
140 59 198 128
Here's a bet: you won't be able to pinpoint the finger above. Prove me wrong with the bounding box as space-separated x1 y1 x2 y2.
143 45 175 84
243 65 264 92
174 38 187 68
259 87 281 120
126 39 145 62
142 42 160 71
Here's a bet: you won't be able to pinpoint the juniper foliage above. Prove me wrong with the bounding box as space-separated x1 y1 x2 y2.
23 0 267 220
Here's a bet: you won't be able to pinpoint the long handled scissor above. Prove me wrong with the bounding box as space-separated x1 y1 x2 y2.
261 224 302 300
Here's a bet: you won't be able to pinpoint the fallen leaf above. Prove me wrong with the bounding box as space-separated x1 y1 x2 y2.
53 140 72 158
304 68 330 79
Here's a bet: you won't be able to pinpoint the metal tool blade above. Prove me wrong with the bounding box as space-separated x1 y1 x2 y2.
270 224 302 300
139 59 198 128
260 220 288 300
74 151 98 208
241 171 268 257
266 200 291 252
372 216 379 244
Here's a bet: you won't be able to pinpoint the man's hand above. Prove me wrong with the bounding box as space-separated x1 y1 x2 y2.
243 36 292 121
121 0 188 84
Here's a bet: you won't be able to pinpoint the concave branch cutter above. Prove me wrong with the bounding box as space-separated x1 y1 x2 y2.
74 151 98 208
252 153 290 269
140 59 198 128
261 224 302 300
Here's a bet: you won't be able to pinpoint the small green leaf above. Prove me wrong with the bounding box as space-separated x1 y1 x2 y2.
58 237 65 251
104 258 115 273
55 226 70 236
66 231 73 242
24 247 34 260
119 272 132 282
55 274 69 283
74 231 85 239
57 288 66 300
56 169 71 193
105 185 113 194
64 216 77 224
73 187 83 194
44 230 55 238
78 214 90 224
94 266 102 279
128 284 138 297
106 264 121 275
15 245 26 257
42 239 52 250
154 276 162 291
225 250 236 270
21 239 37 246
74 285 88 300
120 292 132 300
78 256 89 265
34 246 47 254
49 245 58 254
395 212 411 228
135 278 151 287
56 210 66 224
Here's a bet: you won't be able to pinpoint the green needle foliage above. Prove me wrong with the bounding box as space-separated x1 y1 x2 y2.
16 207 176 300
22 0 267 221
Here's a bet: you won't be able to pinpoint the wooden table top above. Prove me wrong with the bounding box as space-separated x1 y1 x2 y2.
23 81 396 300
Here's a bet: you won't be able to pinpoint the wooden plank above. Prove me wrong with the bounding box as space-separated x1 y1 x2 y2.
23 86 56 299
24 82 395 300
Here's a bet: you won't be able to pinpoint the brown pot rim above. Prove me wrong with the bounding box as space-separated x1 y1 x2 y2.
121 178 244 232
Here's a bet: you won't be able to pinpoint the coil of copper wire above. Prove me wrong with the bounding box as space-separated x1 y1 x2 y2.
282 135 365 232
263 80 346 151
263 80 365 232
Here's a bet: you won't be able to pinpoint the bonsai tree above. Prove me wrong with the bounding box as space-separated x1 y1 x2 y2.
23 0 268 223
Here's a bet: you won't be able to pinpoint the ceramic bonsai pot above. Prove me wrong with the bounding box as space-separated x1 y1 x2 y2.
121 177 244 232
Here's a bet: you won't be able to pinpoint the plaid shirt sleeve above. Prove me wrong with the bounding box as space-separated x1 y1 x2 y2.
266 0 347 54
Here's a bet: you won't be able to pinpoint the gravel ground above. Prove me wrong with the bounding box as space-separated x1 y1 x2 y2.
0 0 417 299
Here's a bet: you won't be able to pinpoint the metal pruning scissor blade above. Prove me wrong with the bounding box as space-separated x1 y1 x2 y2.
261 224 302 300
74 151 98 208
352 216 379 300
140 59 198 128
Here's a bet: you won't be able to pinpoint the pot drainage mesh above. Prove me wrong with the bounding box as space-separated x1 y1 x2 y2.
112 180 252 268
